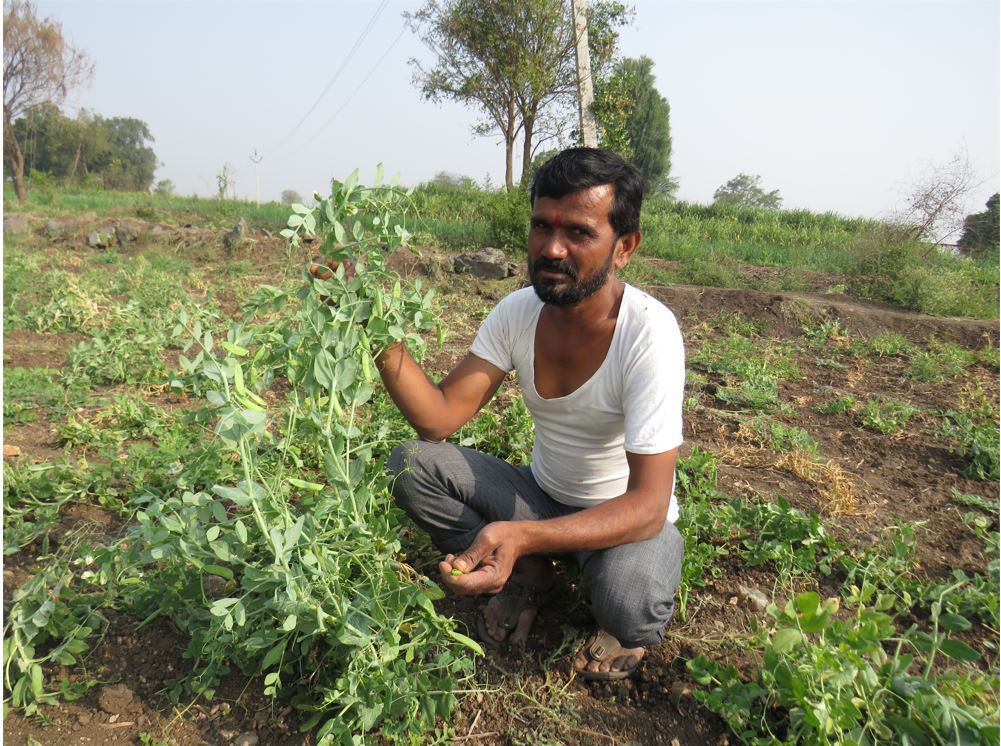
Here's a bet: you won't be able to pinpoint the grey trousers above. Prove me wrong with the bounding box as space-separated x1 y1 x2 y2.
387 440 684 648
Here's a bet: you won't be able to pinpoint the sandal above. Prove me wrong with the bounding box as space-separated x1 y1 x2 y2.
476 580 551 649
574 630 645 681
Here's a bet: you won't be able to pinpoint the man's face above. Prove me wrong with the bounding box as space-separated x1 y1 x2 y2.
527 185 620 307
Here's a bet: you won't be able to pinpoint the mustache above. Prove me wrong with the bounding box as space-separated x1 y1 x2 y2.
531 257 578 279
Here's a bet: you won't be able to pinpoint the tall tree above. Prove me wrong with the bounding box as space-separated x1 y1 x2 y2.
11 106 157 190
3 0 92 202
407 0 628 188
593 56 672 193
957 193 999 260
713 173 783 210
98 117 157 191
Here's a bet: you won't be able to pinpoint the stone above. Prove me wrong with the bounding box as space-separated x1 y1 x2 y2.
87 230 112 249
453 247 517 279
44 216 83 238
232 732 259 746
113 218 147 246
97 684 135 715
737 585 770 613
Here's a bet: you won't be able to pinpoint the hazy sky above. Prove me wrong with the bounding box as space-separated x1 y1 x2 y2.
35 0 1001 222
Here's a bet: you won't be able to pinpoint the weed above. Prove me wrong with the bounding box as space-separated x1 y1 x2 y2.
3 368 76 425
950 487 999 515
741 416 818 453
801 319 853 350
906 339 977 381
815 394 856 415
859 396 919 435
866 331 913 357
939 389 1000 480
455 395 534 465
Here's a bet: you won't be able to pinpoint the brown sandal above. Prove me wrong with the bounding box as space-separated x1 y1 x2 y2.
574 630 645 681
476 581 550 648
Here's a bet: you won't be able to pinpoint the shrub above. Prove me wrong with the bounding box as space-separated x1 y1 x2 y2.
483 187 530 252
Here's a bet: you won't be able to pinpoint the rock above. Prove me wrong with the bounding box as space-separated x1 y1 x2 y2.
223 218 247 256
453 247 517 279
78 711 93 725
3 213 33 234
4 445 22 458
44 215 84 238
98 684 135 715
87 230 113 249
232 732 259 746
737 585 770 613
113 218 147 246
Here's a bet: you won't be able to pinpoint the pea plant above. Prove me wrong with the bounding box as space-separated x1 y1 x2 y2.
4 170 480 744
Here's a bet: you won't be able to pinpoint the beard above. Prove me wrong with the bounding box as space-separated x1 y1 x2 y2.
529 250 614 306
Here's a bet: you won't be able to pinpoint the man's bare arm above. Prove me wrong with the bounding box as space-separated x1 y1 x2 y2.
375 343 508 442
442 448 678 595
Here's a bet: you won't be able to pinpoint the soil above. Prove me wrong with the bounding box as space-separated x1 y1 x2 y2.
3 223 998 745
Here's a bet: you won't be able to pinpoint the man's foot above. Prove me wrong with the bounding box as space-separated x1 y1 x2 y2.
478 556 555 647
573 629 645 680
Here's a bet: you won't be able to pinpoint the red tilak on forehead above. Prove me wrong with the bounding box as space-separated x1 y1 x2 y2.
553 214 562 230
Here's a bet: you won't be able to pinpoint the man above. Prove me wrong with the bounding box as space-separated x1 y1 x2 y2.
378 148 685 680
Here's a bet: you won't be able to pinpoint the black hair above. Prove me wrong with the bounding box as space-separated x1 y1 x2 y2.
530 148 644 236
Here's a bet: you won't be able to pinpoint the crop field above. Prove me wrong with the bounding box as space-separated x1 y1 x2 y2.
3 180 1000 745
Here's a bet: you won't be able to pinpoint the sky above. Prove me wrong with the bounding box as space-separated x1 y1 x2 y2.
33 0 1001 223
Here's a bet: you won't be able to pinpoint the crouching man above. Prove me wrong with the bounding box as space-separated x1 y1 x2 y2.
377 148 685 680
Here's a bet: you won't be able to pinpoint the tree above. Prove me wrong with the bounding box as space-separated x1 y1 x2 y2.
428 171 476 190
281 189 303 205
3 0 93 202
10 105 157 190
713 173 782 210
407 0 628 188
98 116 156 191
154 179 174 196
957 193 999 260
893 151 977 244
216 163 235 200
593 56 671 192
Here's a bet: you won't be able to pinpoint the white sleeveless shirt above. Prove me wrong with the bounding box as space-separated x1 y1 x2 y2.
470 284 685 522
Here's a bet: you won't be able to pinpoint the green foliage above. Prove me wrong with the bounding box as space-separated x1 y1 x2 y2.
407 0 629 187
691 334 799 413
483 187 530 252
950 487 999 516
866 331 913 357
815 395 856 416
3 367 71 424
939 389 1000 481
593 56 672 191
745 416 818 453
848 227 999 319
713 174 782 210
12 104 158 191
859 396 918 435
454 396 534 465
689 589 998 745
906 339 977 381
957 193 999 262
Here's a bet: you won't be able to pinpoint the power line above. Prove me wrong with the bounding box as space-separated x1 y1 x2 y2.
266 0 389 157
288 24 408 158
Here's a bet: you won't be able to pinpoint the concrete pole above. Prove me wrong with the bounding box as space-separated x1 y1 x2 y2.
571 0 598 147
249 150 263 207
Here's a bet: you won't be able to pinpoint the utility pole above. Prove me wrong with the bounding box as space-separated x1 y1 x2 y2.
249 150 263 207
571 0 598 147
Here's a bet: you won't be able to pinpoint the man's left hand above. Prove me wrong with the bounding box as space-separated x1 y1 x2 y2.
438 521 524 596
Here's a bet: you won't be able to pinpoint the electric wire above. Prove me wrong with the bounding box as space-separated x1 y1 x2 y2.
287 24 408 158
265 0 389 158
